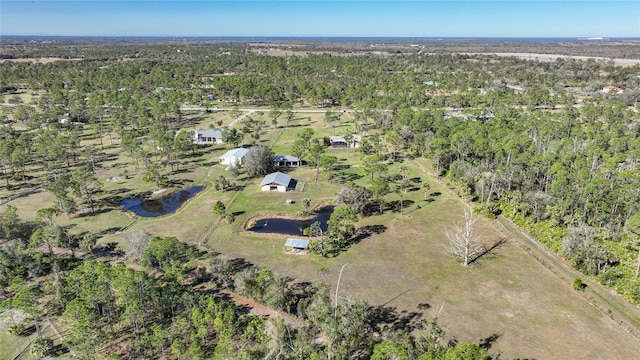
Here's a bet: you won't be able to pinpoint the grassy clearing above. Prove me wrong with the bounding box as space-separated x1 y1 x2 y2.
1 110 639 359
210 161 640 359
0 318 65 360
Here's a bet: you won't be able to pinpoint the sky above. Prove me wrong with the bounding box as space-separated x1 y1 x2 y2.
1 1 639 38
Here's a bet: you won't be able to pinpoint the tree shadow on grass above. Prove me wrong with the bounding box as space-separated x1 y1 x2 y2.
170 168 194 175
479 331 503 351
368 303 425 333
334 172 363 183
386 199 415 213
382 289 413 306
76 207 113 218
164 178 188 187
92 242 124 258
99 187 136 204
468 238 507 266
351 224 387 244
52 343 70 357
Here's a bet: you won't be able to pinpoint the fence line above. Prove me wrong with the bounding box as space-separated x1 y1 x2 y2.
0 183 44 205
202 188 242 246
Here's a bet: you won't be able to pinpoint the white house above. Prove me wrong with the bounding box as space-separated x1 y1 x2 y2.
329 135 362 148
273 155 301 168
260 172 293 192
194 128 223 145
220 148 248 166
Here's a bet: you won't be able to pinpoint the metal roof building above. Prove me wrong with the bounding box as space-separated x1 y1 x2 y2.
284 238 309 250
260 172 294 192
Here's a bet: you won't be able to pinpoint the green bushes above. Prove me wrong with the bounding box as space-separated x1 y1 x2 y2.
7 321 27 336
573 278 586 291
30 337 54 358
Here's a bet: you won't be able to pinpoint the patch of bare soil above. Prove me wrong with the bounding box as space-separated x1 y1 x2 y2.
193 283 303 329
223 290 302 326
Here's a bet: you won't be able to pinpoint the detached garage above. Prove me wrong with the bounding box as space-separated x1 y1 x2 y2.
260 172 294 192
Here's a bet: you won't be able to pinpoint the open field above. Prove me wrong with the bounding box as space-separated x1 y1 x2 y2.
1 109 639 359
463 52 640 66
208 156 640 359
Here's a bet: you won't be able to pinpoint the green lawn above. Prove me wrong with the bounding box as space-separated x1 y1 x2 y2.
0 317 66 360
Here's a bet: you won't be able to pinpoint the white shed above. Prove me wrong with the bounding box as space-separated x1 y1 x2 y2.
220 148 248 166
260 172 293 192
284 238 309 254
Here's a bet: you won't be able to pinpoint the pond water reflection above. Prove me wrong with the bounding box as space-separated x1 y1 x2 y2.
120 186 205 217
250 206 334 236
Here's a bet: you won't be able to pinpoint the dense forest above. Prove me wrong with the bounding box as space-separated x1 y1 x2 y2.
1 38 640 358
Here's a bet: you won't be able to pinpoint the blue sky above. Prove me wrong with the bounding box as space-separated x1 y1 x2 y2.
1 1 639 37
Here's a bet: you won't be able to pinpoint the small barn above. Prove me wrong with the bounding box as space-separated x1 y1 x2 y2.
260 172 293 192
220 148 248 166
284 238 309 254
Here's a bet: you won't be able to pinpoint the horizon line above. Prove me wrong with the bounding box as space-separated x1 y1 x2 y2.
3 35 640 40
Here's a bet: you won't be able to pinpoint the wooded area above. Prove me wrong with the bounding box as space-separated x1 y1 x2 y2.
1 37 639 359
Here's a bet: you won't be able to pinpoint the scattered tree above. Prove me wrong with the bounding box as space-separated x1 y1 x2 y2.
222 128 244 148
123 231 152 262
213 200 227 219
327 206 358 244
563 223 615 276
302 198 312 215
71 165 102 214
444 204 484 266
243 145 275 178
308 142 326 184
335 185 373 216
320 154 338 180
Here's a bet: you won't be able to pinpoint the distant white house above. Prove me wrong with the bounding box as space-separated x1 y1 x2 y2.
329 135 361 148
260 172 294 192
194 128 223 145
59 118 85 128
220 148 248 166
273 155 301 168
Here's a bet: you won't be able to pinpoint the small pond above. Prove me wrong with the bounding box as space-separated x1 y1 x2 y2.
120 186 205 217
249 206 334 236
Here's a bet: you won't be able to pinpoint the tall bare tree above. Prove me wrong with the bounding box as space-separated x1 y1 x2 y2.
444 204 483 266
123 230 151 262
